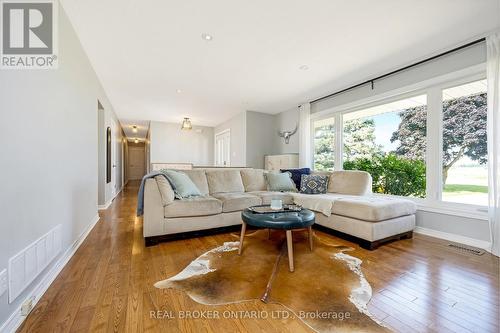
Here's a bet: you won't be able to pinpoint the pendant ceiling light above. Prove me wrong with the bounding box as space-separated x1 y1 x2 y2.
181 117 192 130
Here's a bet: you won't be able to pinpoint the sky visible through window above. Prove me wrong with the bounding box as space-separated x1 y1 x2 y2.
370 112 399 152
344 95 426 154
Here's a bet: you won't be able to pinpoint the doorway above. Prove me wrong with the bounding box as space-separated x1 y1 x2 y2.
215 129 231 167
128 143 146 180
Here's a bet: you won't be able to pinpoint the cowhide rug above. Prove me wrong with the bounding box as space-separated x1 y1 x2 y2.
155 229 389 333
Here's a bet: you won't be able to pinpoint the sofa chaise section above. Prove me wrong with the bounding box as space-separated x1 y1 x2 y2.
292 173 416 249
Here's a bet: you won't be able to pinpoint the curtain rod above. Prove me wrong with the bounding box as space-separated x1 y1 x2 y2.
310 37 486 104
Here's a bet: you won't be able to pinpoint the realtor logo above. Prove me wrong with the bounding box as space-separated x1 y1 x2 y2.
1 0 58 69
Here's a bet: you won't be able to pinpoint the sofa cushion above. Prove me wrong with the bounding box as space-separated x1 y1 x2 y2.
265 172 297 192
155 175 175 206
211 192 262 212
240 169 267 192
332 196 417 222
328 170 372 196
164 197 222 218
183 169 210 195
291 193 361 216
280 168 311 189
291 193 334 216
206 170 245 194
248 191 294 205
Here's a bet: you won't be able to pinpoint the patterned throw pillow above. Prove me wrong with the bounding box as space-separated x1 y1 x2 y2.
300 174 328 194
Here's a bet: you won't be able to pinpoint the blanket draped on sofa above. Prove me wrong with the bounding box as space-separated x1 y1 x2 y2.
137 172 167 216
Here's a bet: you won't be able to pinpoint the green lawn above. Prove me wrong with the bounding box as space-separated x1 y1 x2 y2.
443 184 488 194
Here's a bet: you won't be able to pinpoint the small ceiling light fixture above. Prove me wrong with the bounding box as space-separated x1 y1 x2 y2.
132 125 138 133
201 33 213 41
134 138 139 144
181 117 193 130
299 65 309 70
176 89 182 93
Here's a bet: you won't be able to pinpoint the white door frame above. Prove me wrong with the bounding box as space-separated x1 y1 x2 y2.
214 129 231 167
109 121 116 196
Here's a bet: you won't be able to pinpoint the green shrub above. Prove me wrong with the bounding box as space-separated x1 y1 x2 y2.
343 154 426 198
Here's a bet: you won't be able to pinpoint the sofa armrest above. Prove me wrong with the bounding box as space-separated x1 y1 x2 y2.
143 178 166 237
154 175 175 205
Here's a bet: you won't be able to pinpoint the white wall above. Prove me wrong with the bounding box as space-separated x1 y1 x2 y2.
145 129 151 173
246 111 277 169
214 112 247 167
150 121 214 166
416 211 490 242
214 111 284 168
97 108 125 206
0 4 117 327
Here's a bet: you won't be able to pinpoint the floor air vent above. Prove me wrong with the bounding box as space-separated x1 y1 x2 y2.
447 243 485 256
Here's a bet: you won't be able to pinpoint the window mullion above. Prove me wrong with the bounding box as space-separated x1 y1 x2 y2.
335 113 343 170
426 87 443 201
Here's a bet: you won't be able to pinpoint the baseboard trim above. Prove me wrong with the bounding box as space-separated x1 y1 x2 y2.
98 185 123 210
0 214 101 333
97 199 112 210
414 226 492 252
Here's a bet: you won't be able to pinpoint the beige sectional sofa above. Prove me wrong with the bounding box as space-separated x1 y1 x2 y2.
143 168 416 249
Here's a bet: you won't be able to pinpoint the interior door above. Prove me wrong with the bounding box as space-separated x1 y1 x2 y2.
128 146 145 180
215 130 231 167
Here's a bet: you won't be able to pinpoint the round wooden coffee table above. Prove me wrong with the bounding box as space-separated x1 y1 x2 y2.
239 207 315 272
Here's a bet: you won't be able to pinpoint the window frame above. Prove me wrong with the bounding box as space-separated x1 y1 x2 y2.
310 65 488 220
310 113 342 171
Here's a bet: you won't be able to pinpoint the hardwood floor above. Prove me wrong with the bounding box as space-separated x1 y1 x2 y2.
18 181 499 333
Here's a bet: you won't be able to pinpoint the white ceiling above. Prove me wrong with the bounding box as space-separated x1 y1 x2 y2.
61 0 499 130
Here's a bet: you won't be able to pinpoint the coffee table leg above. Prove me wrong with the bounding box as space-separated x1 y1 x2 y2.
286 230 294 272
238 222 246 255
308 226 313 251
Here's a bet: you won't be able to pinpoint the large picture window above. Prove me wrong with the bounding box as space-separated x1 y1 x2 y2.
342 95 427 197
311 73 489 209
313 117 336 171
441 80 488 205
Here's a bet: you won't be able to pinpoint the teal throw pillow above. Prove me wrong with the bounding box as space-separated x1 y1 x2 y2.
160 169 201 199
265 172 297 192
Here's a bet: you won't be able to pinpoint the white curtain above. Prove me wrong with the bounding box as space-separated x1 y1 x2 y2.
487 33 500 256
298 103 311 168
